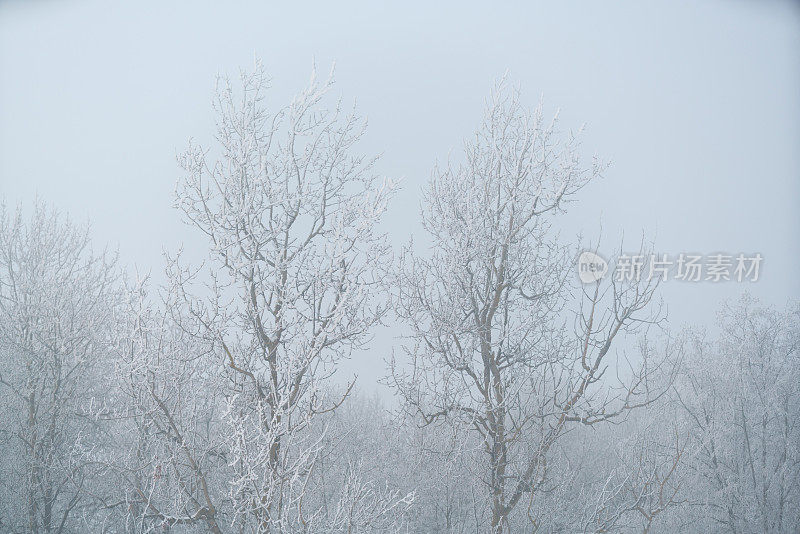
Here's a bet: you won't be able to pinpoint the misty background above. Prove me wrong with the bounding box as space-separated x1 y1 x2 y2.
1 0 798 391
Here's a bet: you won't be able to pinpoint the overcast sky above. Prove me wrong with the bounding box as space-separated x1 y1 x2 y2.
1 1 798 391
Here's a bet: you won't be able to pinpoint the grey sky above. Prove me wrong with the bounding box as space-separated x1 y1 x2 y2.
1 1 798 390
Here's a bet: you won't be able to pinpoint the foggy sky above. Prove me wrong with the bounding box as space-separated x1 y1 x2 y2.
1 0 798 391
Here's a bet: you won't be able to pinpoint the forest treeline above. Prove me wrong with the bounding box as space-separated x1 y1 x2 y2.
0 64 797 533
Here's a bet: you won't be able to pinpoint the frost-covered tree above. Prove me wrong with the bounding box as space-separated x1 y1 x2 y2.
390 81 674 532
95 277 228 533
671 295 800 533
0 201 120 533
170 61 405 532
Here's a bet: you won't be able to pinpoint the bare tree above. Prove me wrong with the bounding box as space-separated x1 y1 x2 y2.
170 60 404 532
390 81 673 532
96 276 228 533
671 295 800 533
0 201 120 533
613 414 687 533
